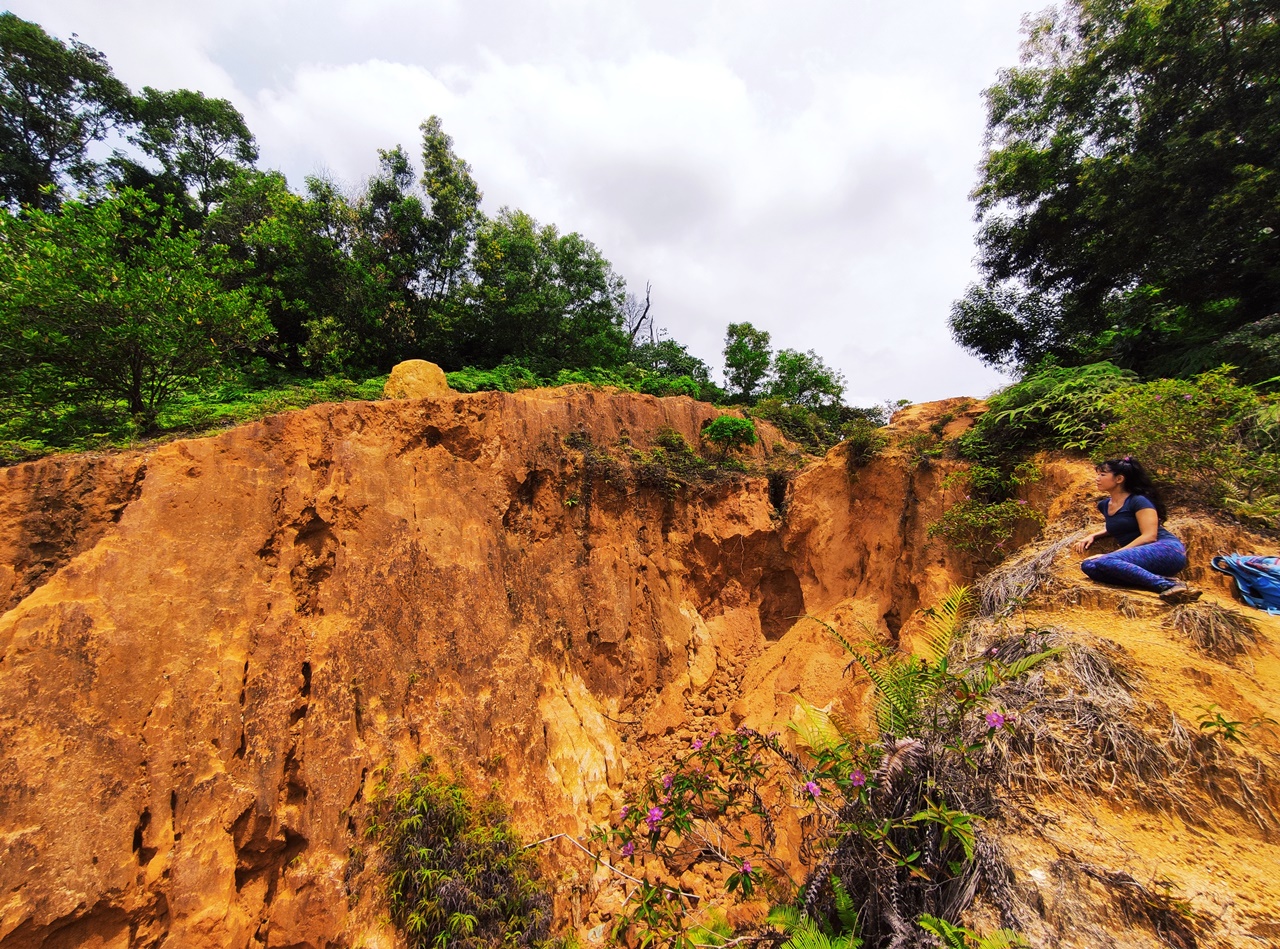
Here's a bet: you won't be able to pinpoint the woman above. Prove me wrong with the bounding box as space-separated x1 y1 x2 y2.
1076 456 1200 603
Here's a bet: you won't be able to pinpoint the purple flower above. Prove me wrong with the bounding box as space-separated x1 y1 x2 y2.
1154 395 1162 401
620 841 635 857
661 773 673 790
1016 499 1027 506
986 711 1006 729
646 806 664 830
805 781 821 798
850 769 867 787
1183 394 1192 401
619 805 629 819
742 859 752 874
709 729 719 739
692 738 704 750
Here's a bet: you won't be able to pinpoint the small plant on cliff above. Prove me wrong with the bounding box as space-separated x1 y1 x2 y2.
928 464 1045 566
593 588 1051 948
702 415 757 460
373 756 556 949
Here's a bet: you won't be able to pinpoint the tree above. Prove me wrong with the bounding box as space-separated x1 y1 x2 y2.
0 13 130 209
418 116 482 310
632 332 713 384
723 321 772 399
954 0 1280 381
128 87 258 212
769 348 846 412
0 189 269 420
462 208 629 373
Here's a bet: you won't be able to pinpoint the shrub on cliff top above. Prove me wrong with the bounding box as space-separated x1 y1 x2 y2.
373 757 555 949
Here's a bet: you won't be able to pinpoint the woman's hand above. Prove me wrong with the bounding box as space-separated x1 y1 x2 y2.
1077 533 1098 554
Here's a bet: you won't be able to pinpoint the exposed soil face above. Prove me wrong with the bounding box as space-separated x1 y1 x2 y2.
1 389 1276 948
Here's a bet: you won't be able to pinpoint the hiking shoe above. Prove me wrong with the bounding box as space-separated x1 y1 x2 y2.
1160 583 1202 605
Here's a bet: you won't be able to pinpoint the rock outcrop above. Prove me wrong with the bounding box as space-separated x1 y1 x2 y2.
1 389 1276 948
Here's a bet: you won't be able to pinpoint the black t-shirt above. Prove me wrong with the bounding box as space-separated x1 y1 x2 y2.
1097 494 1175 545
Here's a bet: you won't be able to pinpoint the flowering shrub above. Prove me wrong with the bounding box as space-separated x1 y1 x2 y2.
593 588 1053 948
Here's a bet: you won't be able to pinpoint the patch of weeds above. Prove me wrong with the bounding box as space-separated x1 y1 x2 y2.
928 464 1045 566
1195 704 1278 745
372 756 556 949
842 417 889 474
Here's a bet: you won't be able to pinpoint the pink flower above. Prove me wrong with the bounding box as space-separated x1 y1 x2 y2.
1016 499 1027 506
804 781 821 798
619 805 629 819
661 773 673 790
620 841 635 857
985 711 1006 729
692 738 704 750
741 859 752 874
850 769 867 787
646 806 664 830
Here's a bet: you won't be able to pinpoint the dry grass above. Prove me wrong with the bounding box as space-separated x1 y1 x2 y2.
976 532 1084 617
1162 602 1260 660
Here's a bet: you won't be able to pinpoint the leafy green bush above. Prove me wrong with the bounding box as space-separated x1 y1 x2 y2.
842 417 890 472
1097 367 1279 515
702 415 758 457
640 374 701 399
373 757 555 949
446 364 541 393
929 464 1044 564
957 361 1135 460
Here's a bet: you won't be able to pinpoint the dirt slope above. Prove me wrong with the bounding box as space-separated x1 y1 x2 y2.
0 388 1276 948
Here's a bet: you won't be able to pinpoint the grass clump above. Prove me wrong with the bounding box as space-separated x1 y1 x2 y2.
1163 603 1260 660
374 757 555 949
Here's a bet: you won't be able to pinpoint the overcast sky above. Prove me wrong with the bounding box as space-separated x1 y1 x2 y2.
14 1 1040 404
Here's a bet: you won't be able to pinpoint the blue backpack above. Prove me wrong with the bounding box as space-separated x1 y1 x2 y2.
1211 555 1280 615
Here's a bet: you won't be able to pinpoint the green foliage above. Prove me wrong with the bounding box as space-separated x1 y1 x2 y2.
954 0 1280 381
375 757 555 949
446 364 541 394
958 361 1136 458
1096 367 1280 514
595 588 1046 949
723 322 772 399
127 86 258 212
0 370 385 465
1195 705 1278 745
769 348 846 413
0 13 131 209
917 915 1029 949
0 188 269 422
702 415 758 457
842 416 890 472
929 465 1045 565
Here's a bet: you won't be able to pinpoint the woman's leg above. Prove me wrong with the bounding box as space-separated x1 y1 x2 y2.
1081 539 1188 592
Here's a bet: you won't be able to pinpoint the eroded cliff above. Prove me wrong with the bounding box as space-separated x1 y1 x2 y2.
1 387 1277 948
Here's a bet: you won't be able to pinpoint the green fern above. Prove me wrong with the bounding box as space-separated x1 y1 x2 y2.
917 915 1029 949
921 585 974 664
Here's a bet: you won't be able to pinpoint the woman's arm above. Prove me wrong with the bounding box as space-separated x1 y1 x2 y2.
1117 507 1160 549
1076 528 1109 553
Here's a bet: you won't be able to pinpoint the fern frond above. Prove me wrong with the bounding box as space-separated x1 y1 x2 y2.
874 737 925 795
851 651 918 734
922 586 974 663
831 875 859 935
767 905 804 932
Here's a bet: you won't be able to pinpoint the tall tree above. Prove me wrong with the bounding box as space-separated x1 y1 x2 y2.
0 13 130 209
723 322 772 399
953 0 1280 380
128 87 258 212
769 348 846 411
419 116 482 310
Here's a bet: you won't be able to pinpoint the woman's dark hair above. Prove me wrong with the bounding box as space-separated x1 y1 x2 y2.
1098 456 1167 520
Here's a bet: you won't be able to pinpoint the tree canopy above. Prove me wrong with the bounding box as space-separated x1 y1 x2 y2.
953 0 1280 382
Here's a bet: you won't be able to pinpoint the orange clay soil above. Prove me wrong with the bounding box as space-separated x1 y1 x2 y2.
0 386 1276 948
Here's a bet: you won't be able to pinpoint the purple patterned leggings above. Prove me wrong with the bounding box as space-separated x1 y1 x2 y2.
1081 538 1188 593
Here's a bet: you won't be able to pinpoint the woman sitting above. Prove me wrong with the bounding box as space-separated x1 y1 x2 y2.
1075 456 1200 603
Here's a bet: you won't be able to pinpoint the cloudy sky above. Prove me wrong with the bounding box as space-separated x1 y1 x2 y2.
16 0 1040 404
